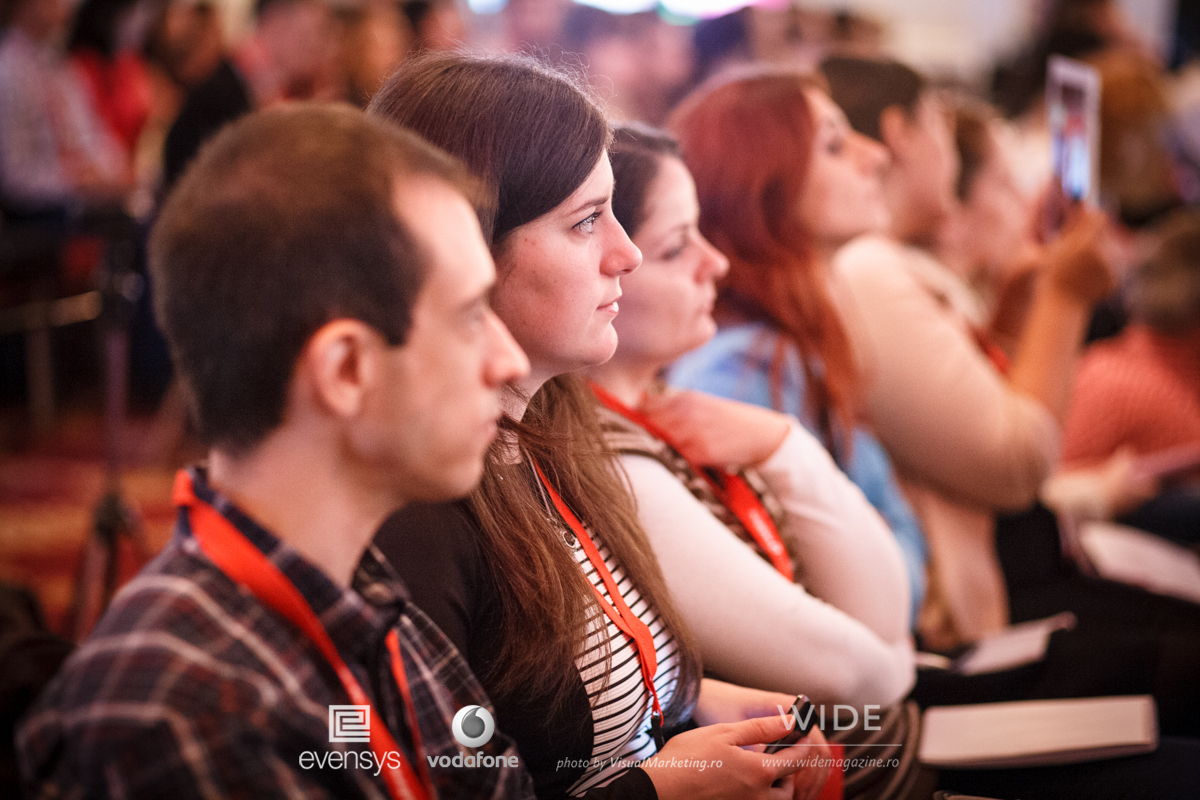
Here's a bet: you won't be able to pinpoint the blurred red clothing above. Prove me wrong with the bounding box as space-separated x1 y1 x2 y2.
71 49 152 156
1062 324 1200 466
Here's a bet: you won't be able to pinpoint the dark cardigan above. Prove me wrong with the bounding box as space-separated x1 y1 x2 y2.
374 500 658 800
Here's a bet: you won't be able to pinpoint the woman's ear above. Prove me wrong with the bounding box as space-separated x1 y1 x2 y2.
299 319 384 421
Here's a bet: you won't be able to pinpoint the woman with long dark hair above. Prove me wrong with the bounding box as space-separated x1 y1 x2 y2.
370 53 829 800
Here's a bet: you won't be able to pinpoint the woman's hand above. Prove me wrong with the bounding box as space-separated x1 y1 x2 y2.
641 390 791 468
1098 447 1159 516
642 714 831 800
1042 207 1120 305
693 678 799 726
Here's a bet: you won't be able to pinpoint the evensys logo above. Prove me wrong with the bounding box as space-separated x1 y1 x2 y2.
301 703 519 775
329 705 371 742
452 705 495 748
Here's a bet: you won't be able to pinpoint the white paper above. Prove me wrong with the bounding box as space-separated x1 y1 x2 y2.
919 695 1158 768
1081 521 1200 605
955 612 1077 676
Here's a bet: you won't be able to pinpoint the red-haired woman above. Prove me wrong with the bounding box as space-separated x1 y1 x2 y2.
665 70 930 641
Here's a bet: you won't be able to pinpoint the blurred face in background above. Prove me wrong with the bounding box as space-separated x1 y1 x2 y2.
795 88 891 257
884 91 959 239
412 0 464 51
952 126 1031 283
14 0 70 41
149 1 224 86
336 2 411 106
258 0 337 99
611 156 729 368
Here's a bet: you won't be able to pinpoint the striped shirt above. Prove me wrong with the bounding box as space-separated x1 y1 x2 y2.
565 532 680 795
17 467 534 800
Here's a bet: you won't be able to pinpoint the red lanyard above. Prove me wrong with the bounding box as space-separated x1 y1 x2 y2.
172 471 434 800
970 326 1011 376
531 462 666 750
589 382 795 582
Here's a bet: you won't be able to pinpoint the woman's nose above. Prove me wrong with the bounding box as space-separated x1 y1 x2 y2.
603 218 642 276
856 133 890 174
697 232 729 281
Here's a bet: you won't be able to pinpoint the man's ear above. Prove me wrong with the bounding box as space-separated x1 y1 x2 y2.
299 320 384 420
878 105 910 159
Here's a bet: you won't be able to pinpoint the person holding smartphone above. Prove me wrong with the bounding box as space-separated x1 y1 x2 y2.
820 55 1117 651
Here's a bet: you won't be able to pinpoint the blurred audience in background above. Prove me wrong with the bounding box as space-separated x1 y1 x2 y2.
335 0 410 107
1054 209 1200 541
4 0 1200 783
66 0 161 216
399 0 463 51
0 0 128 220
560 5 692 123
160 0 336 189
67 0 157 169
992 0 1155 120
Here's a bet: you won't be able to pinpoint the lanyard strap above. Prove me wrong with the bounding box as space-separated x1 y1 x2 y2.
970 325 1011 376
531 462 665 749
172 471 433 800
589 382 794 582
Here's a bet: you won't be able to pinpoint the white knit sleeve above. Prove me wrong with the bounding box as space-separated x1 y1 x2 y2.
617 452 915 708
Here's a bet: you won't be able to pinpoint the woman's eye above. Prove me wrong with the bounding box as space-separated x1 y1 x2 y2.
661 242 687 260
461 305 487 337
574 211 602 233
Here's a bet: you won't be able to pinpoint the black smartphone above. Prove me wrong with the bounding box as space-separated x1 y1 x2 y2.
764 695 813 754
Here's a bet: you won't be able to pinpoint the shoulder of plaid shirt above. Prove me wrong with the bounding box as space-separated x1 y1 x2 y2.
15 467 536 800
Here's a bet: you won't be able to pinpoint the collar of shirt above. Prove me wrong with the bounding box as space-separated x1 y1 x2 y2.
182 465 407 665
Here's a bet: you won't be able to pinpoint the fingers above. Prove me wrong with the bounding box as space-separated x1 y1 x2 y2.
721 714 795 748
744 691 804 722
767 775 794 800
790 760 830 800
789 731 831 800
1046 208 1117 301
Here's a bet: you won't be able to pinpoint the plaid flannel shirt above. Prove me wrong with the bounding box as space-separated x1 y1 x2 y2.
18 467 534 800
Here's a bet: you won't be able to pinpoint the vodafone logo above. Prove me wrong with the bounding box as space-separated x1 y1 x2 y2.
451 705 495 748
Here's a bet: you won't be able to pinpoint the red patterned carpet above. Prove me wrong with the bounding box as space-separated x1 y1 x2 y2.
0 409 190 638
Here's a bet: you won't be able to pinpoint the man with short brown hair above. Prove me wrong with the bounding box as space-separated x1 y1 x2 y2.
18 104 532 799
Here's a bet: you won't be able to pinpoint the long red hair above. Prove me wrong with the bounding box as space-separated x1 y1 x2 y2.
668 69 858 456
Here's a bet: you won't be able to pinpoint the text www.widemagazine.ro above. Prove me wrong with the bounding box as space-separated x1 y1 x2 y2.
763 755 901 770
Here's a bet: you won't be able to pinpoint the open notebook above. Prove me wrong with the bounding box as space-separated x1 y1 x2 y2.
1080 521 1200 605
918 695 1158 768
914 612 1077 675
